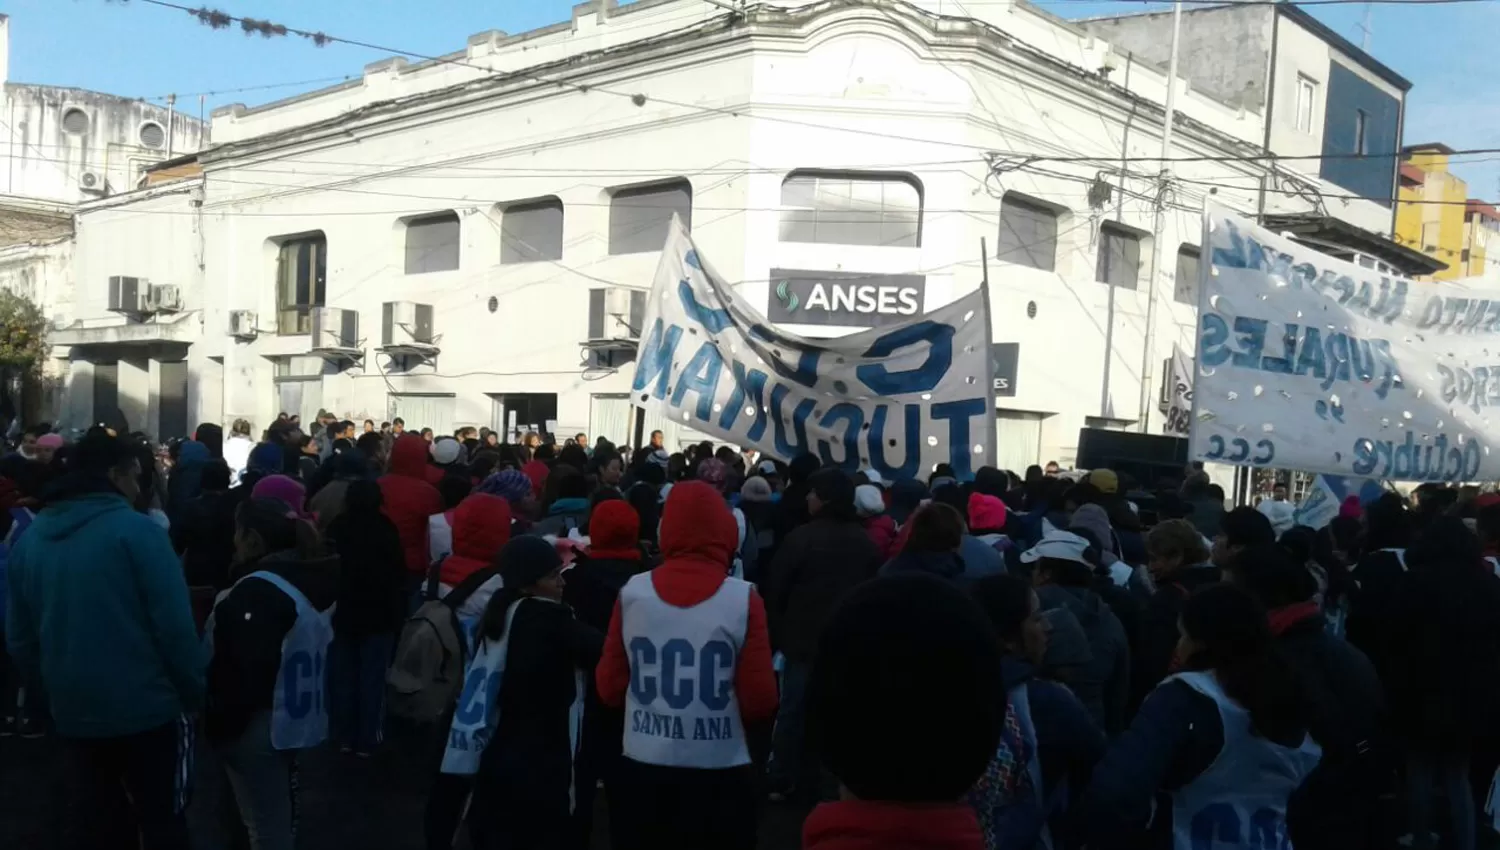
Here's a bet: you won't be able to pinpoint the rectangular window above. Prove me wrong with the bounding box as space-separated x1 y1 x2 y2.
1295 74 1318 134
996 194 1058 271
405 212 460 274
1354 109 1369 156
275 233 327 335
609 180 692 255
1463 248 1471 263
501 197 564 264
779 172 921 248
1174 245 1201 306
1096 224 1141 289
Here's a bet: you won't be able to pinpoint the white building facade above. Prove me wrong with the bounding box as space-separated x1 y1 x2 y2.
39 0 1429 468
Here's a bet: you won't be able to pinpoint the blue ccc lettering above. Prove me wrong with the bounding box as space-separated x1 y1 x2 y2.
1201 434 1275 465
1190 803 1289 850
628 637 736 711
281 649 326 720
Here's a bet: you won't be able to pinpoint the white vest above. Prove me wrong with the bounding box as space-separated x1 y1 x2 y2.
441 598 521 777
619 572 751 769
206 570 335 751
1167 671 1321 850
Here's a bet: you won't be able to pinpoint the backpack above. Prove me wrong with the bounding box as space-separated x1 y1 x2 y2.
386 560 491 724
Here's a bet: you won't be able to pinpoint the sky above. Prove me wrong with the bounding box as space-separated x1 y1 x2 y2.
6 0 1497 196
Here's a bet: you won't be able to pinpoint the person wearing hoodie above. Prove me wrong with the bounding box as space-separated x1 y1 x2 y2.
696 457 759 581
738 476 780 564
532 467 592 537
5 433 204 850
427 473 475 565
968 574 1105 849
929 484 1007 579
325 480 408 756
563 499 649 849
379 434 445 582
433 493 513 623
1133 519 1221 708
882 502 970 582
1021 530 1131 738
968 492 1013 559
165 439 211 526
765 468 881 801
856 484 898 559
595 481 778 850
802 574 1004 850
206 497 338 850
1227 542 1389 850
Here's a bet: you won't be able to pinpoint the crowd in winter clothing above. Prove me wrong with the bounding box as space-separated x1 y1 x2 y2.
7 411 1500 850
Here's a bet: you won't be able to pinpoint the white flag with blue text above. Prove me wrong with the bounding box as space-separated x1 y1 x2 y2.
631 217 995 478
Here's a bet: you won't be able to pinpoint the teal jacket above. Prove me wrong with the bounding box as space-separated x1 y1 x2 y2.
5 490 206 738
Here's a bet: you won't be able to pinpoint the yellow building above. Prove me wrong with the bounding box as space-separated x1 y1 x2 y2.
1462 200 1500 278
1396 143 1467 279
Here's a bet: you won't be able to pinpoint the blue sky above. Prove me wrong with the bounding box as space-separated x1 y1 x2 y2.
7 0 1496 196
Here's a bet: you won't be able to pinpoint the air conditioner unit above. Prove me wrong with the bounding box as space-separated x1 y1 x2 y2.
311 307 359 351
79 170 106 194
604 287 633 318
589 287 645 342
149 284 182 313
108 276 149 314
229 310 258 340
382 301 435 346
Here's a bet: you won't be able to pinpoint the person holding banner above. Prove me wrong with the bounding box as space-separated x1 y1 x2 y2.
595 480 777 850
205 497 338 850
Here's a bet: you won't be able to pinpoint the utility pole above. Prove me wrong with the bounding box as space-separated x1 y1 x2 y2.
1137 0 1181 433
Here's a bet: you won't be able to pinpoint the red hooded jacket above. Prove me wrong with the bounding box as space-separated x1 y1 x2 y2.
802 800 985 850
379 434 444 574
439 493 511 588
595 480 778 724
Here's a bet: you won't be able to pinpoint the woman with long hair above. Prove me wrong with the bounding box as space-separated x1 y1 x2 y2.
1071 583 1320 849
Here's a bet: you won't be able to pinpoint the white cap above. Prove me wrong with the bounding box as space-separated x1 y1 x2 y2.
861 468 886 488
854 484 885 518
1019 530 1092 565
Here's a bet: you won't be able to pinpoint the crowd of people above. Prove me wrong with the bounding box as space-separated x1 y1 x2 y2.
2 410 1500 850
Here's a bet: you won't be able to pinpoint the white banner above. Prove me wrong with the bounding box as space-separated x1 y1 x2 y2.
1195 203 1495 482
631 218 995 477
1291 474 1387 529
1162 343 1193 437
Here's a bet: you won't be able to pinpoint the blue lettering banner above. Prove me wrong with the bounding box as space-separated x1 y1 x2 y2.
631 217 995 476
1194 204 1497 483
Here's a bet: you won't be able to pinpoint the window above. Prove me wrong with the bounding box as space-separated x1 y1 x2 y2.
1096 224 1141 289
1463 248 1472 264
779 172 921 247
1354 109 1369 156
1175 245 1201 305
996 194 1059 271
500 197 564 264
609 180 692 255
404 212 460 274
275 233 327 335
1295 74 1318 134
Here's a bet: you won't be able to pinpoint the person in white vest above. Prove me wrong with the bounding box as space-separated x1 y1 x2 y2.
595 480 778 850
1072 583 1322 849
204 497 338 850
439 534 603 850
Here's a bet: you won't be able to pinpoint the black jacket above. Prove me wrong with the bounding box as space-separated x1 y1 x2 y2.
1131 563 1221 711
1037 583 1131 737
766 516 883 662
563 552 650 785
171 489 237 590
1344 549 1409 697
326 509 408 636
472 598 603 839
205 549 339 743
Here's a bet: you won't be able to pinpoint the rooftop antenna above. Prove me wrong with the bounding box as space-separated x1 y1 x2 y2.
1357 2 1373 51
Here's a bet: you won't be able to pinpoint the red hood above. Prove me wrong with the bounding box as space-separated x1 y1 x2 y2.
441 493 511 586
388 434 430 479
589 499 641 561
659 480 736 569
803 801 983 850
522 461 549 498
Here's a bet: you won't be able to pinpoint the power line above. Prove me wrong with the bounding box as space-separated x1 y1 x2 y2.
136 76 356 104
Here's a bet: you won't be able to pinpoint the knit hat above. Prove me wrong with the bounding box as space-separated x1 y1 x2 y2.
36 434 63 449
808 574 1004 801
247 442 284 475
1088 468 1119 495
697 458 729 492
967 492 1008 532
431 437 462 466
741 476 774 504
497 535 563 591
251 474 308 516
860 468 886 489
1020 529 1093 566
1338 495 1364 520
854 484 885 518
477 469 533 505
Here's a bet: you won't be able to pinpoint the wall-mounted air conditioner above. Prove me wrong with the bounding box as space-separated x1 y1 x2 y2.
310 306 359 352
79 170 106 194
588 287 646 341
229 310 258 340
108 276 149 314
381 301 435 347
149 284 182 313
